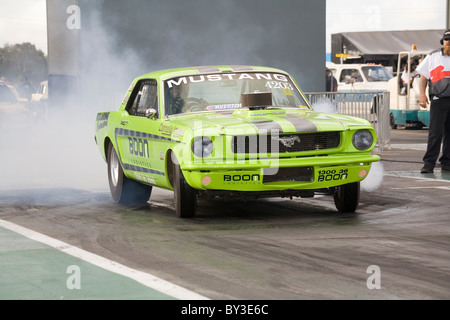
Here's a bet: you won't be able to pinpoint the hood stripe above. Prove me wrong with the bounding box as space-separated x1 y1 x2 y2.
248 119 283 133
229 65 254 72
284 115 318 132
241 114 318 134
193 66 220 73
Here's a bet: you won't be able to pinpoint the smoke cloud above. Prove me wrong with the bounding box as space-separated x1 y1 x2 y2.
1 0 325 194
0 110 108 191
361 161 384 192
0 2 136 192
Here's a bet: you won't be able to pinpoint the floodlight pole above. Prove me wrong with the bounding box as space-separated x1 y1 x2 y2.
447 0 450 29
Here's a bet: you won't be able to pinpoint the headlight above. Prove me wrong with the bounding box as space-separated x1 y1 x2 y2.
352 129 373 150
192 136 214 158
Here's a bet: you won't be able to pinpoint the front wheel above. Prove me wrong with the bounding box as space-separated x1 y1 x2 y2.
333 182 360 213
173 161 197 218
107 143 152 205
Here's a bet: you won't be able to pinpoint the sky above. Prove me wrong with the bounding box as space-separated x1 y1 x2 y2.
0 0 447 55
0 0 47 53
326 0 446 50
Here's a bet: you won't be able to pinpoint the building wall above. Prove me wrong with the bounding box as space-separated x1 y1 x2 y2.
331 30 444 71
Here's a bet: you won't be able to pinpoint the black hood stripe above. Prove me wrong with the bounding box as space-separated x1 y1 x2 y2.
248 119 283 133
240 114 318 134
229 65 254 72
193 66 221 73
284 115 318 132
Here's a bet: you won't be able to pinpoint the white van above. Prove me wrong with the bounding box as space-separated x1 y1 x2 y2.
326 62 393 92
31 80 48 103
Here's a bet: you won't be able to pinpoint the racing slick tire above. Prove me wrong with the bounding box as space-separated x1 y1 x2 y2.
173 162 197 218
107 143 152 205
333 182 360 213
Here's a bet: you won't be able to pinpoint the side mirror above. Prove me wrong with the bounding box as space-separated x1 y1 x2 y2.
145 108 157 119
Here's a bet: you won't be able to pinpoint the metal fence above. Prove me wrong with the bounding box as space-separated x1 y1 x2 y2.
305 91 390 154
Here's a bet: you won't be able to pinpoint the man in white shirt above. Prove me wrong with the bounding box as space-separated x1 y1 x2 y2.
400 61 419 95
416 29 450 173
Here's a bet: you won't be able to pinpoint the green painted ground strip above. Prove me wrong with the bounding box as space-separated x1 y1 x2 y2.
0 227 175 300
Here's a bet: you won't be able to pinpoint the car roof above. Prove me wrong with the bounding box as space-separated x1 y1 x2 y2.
134 65 288 82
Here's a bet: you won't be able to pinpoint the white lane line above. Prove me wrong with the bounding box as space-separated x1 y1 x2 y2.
389 144 427 151
390 186 450 190
0 219 209 300
384 172 450 183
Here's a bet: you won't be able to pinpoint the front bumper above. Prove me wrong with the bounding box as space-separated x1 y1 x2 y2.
182 153 380 191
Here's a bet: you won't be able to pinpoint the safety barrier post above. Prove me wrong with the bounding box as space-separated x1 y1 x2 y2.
305 91 390 155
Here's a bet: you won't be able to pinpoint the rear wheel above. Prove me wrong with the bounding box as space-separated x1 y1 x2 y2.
107 143 152 205
333 182 360 213
172 159 197 218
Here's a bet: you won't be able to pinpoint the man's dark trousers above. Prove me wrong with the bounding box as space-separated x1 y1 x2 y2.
423 97 450 167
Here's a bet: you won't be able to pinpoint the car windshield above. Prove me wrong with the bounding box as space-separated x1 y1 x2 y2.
164 72 310 115
362 66 393 82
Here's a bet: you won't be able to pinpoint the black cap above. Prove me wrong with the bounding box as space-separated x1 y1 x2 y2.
441 29 450 45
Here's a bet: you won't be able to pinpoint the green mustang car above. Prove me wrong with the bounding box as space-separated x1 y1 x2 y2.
95 65 380 217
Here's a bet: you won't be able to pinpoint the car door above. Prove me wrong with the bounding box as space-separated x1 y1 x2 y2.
115 79 165 185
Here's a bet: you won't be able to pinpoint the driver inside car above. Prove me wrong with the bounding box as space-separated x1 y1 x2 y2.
168 84 186 115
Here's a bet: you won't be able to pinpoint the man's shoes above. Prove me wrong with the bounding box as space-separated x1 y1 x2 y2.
421 164 434 173
442 165 450 172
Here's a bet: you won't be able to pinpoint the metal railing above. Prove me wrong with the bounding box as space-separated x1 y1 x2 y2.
305 91 390 154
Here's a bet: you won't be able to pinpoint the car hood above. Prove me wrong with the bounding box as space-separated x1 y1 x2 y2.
166 109 370 136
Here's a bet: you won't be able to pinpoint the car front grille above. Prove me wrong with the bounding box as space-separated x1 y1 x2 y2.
231 131 341 154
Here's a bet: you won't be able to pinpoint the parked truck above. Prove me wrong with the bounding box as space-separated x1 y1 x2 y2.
387 49 430 129
327 47 430 129
326 62 392 92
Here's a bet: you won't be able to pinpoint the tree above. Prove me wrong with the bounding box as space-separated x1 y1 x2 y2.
0 43 48 97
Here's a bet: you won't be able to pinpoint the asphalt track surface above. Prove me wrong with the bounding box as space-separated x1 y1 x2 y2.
0 129 449 301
